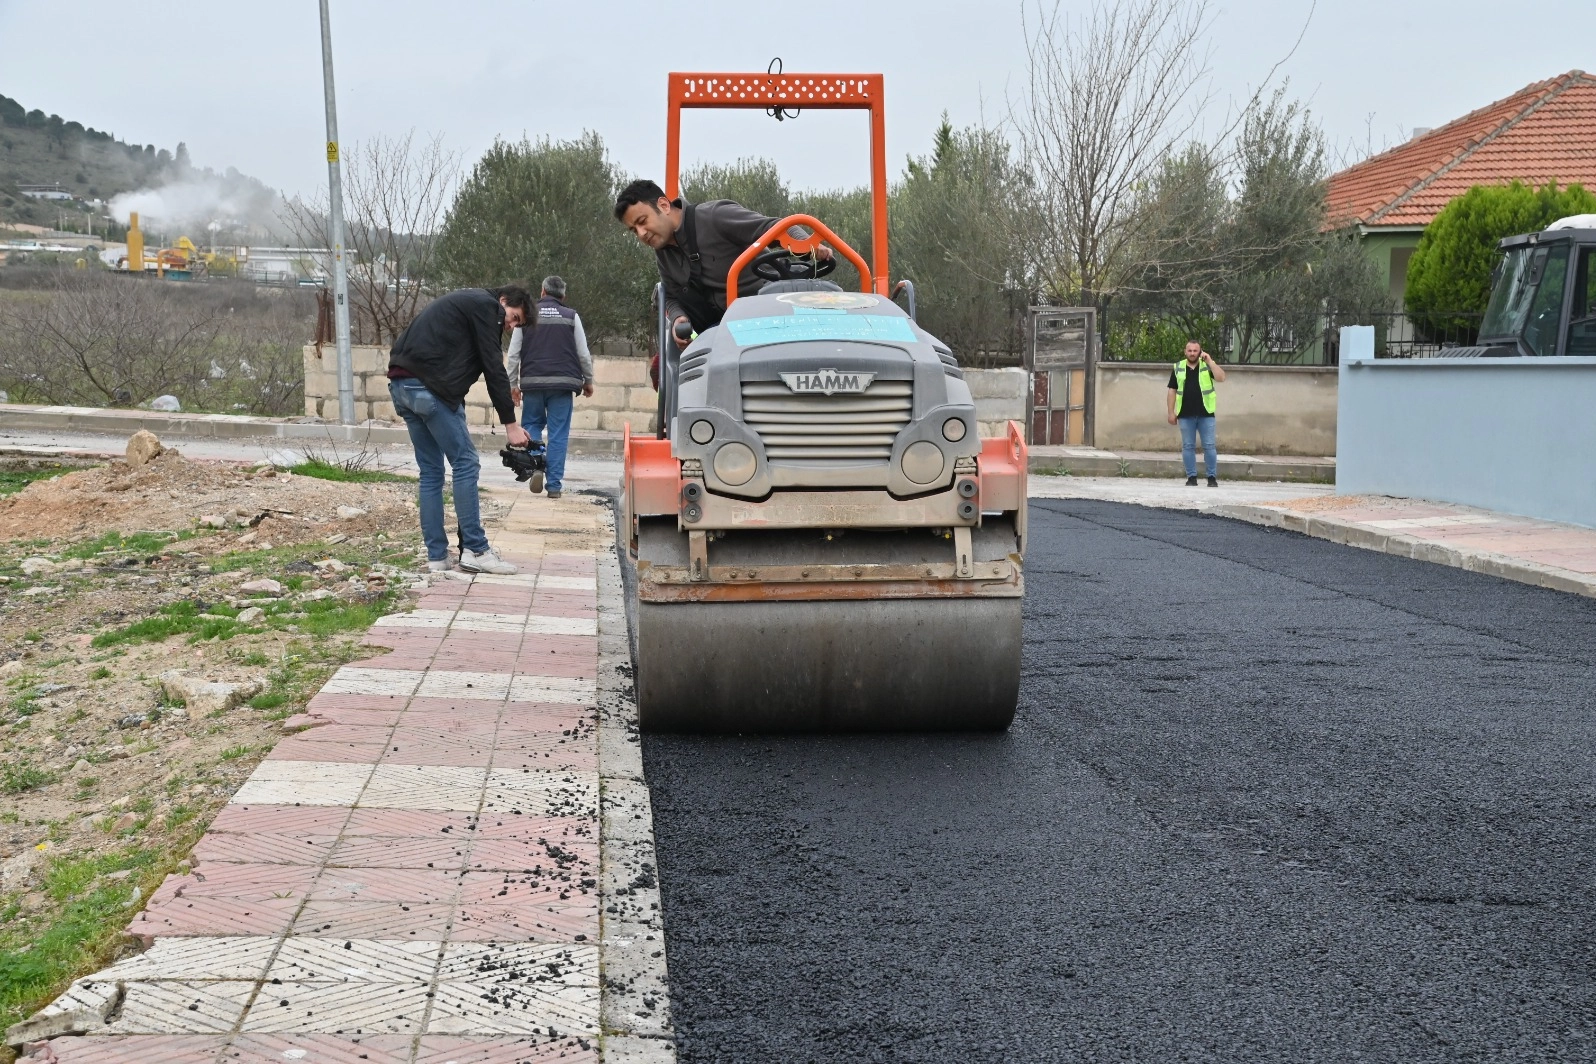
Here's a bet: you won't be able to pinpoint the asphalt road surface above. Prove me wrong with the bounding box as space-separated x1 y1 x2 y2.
641 499 1596 1063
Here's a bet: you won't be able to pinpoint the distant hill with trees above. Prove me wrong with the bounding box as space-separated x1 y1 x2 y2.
0 92 277 240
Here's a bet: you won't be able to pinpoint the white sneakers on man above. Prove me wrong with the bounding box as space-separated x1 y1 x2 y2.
426 558 453 573
459 548 517 575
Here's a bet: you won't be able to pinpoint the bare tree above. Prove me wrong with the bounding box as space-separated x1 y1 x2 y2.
0 271 312 414
282 131 461 345
1013 0 1212 307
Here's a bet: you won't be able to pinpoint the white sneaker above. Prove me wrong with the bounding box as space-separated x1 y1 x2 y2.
459 548 516 575
426 558 453 573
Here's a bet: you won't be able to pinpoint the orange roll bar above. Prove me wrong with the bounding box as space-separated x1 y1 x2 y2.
724 214 873 307
664 71 889 294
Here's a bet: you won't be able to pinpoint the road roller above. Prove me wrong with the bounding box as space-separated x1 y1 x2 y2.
620 71 1028 732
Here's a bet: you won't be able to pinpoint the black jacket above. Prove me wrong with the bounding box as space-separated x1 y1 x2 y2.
655 199 790 329
388 289 515 424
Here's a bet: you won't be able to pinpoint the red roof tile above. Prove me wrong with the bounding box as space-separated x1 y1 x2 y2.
1324 70 1596 230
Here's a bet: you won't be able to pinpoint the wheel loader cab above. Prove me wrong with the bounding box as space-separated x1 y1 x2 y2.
1467 221 1596 357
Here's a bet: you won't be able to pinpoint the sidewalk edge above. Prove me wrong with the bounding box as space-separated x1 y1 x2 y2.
1212 503 1596 599
595 505 677 1063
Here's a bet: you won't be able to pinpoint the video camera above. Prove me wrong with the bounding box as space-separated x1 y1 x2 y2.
500 444 547 494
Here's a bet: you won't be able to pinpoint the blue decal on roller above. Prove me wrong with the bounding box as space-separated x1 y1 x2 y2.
726 314 917 346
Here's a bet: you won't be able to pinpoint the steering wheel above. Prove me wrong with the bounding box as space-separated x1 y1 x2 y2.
751 248 836 283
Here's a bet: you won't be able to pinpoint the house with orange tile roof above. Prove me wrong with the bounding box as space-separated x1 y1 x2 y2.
1325 70 1596 311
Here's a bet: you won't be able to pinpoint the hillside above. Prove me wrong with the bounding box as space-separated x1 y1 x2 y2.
0 93 277 239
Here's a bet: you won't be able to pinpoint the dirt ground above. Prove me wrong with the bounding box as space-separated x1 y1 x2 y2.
0 440 460 1042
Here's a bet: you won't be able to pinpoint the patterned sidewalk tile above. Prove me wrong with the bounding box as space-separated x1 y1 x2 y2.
239 981 431 1034
507 675 596 706
309 867 461 904
97 936 279 981
413 1036 598 1064
191 832 337 866
471 814 593 842
482 771 598 819
489 732 598 772
449 901 598 943
25 1035 230 1063
373 608 456 628
359 764 489 811
290 900 456 940
266 737 388 764
105 980 258 1034
221 1034 415 1062
466 837 598 875
449 610 528 632
130 897 300 940
230 763 372 808
326 836 471 870
416 670 514 701
209 805 352 836
265 937 442 983
320 668 424 697
151 863 318 903
339 808 478 837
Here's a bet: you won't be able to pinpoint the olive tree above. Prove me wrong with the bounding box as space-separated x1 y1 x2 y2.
435 132 654 342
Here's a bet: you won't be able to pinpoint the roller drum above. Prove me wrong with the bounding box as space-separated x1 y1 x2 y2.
635 595 1020 733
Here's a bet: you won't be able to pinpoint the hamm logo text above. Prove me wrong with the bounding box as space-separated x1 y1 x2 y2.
779 369 876 395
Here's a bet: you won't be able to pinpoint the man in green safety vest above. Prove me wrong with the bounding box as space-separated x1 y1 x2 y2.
1166 340 1227 486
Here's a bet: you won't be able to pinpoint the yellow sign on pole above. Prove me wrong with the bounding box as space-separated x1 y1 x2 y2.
326 141 339 163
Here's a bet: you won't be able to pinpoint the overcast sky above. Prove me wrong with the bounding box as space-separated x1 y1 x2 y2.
1 0 1590 205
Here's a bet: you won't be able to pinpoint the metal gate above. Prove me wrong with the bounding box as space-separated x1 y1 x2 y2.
1027 307 1095 446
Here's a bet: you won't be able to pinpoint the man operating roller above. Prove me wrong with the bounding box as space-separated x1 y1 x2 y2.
614 179 834 351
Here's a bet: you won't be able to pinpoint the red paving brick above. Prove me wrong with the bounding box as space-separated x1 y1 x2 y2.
22 1036 230 1063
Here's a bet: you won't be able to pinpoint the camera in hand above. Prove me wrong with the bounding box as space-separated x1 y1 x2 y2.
500 444 547 494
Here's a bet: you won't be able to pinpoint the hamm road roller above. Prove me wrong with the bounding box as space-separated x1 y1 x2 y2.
621 71 1028 732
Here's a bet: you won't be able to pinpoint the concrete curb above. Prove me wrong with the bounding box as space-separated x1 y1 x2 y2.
595 512 677 1063
0 403 626 455
1030 452 1335 483
1214 503 1596 599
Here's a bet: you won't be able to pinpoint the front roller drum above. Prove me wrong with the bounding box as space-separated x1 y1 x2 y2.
635 595 1020 733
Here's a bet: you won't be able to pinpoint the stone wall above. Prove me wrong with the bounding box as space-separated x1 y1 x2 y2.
965 368 1029 438
1094 363 1338 456
302 345 658 434
302 346 1027 441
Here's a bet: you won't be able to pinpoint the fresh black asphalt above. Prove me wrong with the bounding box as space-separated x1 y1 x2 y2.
640 499 1596 1063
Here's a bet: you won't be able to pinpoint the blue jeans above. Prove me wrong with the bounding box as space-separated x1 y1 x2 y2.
389 379 489 561
1178 415 1218 478
520 389 574 492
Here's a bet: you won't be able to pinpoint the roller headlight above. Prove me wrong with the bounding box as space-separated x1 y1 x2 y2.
942 417 967 442
713 442 757 486
901 440 945 485
690 419 715 444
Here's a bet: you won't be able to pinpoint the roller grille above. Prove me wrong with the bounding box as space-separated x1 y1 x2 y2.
740 378 912 461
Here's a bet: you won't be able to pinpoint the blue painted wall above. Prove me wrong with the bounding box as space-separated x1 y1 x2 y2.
1337 357 1596 528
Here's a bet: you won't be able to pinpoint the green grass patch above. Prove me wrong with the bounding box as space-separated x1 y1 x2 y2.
218 745 255 761
1 763 55 794
288 458 411 484
0 844 169 1035
88 667 111 681
247 691 286 711
58 530 194 561
0 465 76 497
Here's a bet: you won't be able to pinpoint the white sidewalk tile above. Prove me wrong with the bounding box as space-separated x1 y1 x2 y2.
231 762 373 807
266 938 442 983
538 575 598 591
508 675 597 705
360 764 490 811
239 981 431 1033
100 936 279 981
374 609 456 629
106 980 257 1033
416 670 514 701
525 616 599 637
321 667 424 697
451 611 528 633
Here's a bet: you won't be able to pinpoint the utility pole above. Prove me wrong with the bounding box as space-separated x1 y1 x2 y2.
318 0 355 425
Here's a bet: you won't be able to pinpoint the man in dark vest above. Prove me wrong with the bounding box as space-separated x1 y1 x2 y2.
507 276 593 499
